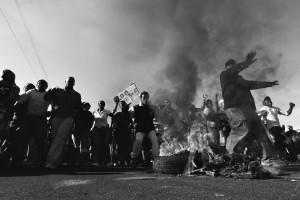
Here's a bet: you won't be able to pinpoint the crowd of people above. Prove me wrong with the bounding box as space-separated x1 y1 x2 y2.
0 71 160 169
0 51 299 171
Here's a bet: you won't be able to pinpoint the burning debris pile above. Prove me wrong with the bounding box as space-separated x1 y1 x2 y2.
153 98 278 179
156 98 213 157
154 97 216 171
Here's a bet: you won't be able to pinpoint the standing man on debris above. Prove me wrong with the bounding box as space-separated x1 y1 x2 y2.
44 77 82 169
220 51 282 166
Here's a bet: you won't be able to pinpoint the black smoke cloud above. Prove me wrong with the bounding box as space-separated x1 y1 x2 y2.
121 0 286 110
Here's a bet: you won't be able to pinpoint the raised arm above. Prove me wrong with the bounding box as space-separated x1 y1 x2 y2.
287 102 295 116
227 51 257 74
278 102 295 116
237 77 278 90
112 96 120 115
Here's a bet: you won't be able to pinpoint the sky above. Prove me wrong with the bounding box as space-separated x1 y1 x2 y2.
0 0 300 129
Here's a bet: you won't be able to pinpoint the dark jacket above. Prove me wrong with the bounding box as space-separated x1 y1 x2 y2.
74 110 94 134
44 87 81 118
132 104 155 133
220 64 273 110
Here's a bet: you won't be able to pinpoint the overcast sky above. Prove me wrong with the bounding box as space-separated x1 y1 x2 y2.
1 0 300 129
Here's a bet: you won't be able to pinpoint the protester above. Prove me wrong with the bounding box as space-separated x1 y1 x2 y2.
257 96 295 159
111 97 132 166
0 69 20 166
130 91 159 166
44 77 81 169
215 93 230 146
73 102 94 165
91 100 113 166
23 83 36 92
201 97 220 150
12 80 50 167
220 51 283 167
0 69 20 139
284 126 299 161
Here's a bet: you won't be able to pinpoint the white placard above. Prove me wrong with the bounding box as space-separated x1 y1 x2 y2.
117 83 140 104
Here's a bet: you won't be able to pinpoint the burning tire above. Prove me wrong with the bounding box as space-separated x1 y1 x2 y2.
153 151 189 174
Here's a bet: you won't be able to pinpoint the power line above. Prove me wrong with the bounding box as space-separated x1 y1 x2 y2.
14 0 49 80
0 8 38 79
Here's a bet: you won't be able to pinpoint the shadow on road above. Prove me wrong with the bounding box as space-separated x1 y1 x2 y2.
0 166 153 177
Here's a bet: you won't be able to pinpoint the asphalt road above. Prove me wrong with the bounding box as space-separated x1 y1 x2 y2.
0 167 299 200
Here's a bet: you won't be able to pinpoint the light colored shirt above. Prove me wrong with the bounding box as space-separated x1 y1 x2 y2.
18 89 50 116
258 105 287 129
93 109 112 128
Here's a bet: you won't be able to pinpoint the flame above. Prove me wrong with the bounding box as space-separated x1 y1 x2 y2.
159 121 215 156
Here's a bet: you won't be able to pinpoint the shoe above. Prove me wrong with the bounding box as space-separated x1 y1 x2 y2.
143 161 153 168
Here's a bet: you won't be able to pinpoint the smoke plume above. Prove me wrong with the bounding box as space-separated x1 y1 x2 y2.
124 0 287 110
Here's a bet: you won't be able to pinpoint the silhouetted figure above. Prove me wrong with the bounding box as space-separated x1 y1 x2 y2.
0 69 20 167
73 102 94 165
91 100 113 166
44 77 81 168
131 91 159 166
12 80 50 168
220 51 282 166
0 69 20 139
112 98 132 166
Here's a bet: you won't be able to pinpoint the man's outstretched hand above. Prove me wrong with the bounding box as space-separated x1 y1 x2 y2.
245 51 257 65
270 80 279 86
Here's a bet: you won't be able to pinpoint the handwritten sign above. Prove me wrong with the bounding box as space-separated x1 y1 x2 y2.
118 83 140 104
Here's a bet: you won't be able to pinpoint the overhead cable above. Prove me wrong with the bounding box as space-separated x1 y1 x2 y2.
15 0 49 80
0 8 38 79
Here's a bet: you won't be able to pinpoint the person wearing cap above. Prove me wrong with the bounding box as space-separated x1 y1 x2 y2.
220 51 282 167
130 91 159 166
257 96 295 159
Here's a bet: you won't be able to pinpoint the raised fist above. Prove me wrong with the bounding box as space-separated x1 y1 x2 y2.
289 102 295 107
113 96 120 103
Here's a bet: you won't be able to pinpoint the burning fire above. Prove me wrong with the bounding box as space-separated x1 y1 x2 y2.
157 102 214 157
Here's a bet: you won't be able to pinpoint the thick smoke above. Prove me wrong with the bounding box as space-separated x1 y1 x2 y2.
6 0 287 113
124 0 287 110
